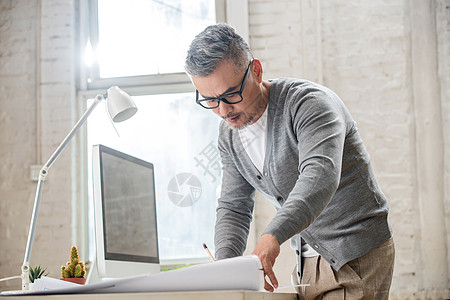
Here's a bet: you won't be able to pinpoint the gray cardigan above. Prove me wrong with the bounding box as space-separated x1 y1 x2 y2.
214 78 392 272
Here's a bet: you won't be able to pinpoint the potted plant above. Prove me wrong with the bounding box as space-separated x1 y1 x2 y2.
61 246 86 285
29 265 48 289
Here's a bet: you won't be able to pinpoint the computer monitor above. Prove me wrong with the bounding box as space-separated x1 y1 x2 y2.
91 144 160 280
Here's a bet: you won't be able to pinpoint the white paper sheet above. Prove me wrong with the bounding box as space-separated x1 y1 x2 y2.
32 277 80 290
2 255 264 296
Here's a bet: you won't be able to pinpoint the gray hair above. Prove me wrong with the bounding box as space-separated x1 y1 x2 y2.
185 23 253 77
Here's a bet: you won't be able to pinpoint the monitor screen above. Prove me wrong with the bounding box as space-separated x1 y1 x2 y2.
92 144 160 279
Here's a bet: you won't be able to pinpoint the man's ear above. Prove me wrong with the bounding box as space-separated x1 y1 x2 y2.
252 59 263 83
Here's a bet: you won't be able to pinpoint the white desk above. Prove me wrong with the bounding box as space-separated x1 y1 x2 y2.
1 290 297 300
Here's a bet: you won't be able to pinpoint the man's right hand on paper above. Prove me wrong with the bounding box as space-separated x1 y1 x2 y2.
252 233 280 292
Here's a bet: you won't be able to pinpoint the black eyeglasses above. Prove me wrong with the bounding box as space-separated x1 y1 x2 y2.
196 60 253 109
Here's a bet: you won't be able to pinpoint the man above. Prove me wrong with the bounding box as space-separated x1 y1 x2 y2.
185 23 394 299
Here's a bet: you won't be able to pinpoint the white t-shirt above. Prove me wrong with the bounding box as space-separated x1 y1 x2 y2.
238 107 319 258
238 108 268 173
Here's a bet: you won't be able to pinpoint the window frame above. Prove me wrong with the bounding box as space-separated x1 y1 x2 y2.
75 0 249 265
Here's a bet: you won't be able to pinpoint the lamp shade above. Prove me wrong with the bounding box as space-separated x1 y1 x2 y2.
106 86 138 122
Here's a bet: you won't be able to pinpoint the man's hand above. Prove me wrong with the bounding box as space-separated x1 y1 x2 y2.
252 234 280 292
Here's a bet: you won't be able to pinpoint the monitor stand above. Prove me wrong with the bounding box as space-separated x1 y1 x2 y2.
85 254 103 285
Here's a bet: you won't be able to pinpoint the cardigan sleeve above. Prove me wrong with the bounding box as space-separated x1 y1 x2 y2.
214 125 256 260
262 89 346 245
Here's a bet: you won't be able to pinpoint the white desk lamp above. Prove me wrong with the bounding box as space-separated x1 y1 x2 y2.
21 86 137 291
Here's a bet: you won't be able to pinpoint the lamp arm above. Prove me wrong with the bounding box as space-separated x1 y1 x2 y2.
44 94 105 170
21 94 104 291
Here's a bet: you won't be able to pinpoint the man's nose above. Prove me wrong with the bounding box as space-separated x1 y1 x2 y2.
216 101 233 117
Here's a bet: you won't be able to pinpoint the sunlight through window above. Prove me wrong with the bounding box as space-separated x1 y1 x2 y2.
85 0 218 261
97 0 215 77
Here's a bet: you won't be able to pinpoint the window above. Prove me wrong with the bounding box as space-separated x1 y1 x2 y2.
87 93 221 260
93 0 215 78
78 0 248 263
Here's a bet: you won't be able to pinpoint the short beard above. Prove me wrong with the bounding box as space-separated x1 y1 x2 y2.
239 114 255 129
222 98 268 130
223 112 255 130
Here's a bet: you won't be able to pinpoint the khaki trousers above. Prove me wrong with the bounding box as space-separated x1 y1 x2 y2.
292 238 395 300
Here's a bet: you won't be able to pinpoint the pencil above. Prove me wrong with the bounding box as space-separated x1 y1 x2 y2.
203 243 215 262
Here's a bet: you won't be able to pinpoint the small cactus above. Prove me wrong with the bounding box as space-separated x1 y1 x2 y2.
61 246 86 278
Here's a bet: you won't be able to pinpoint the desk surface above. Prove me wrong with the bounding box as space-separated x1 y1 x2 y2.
1 290 297 300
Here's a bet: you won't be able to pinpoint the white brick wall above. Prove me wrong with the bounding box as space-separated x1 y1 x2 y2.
248 0 449 297
438 0 450 290
0 0 39 290
0 0 448 297
0 0 74 290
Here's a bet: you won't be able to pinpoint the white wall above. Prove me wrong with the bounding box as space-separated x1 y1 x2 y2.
247 0 449 298
0 0 449 298
0 0 75 290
